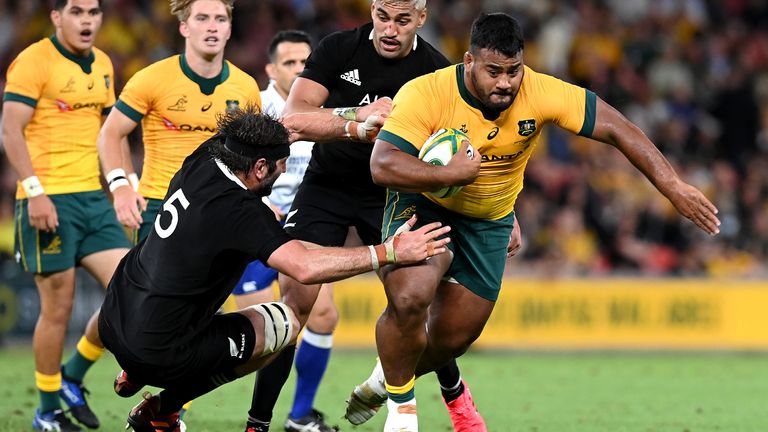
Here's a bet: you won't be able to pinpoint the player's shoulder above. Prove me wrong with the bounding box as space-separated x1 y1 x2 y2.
414 35 450 64
522 65 568 92
12 38 53 64
320 22 373 50
225 61 258 87
137 55 182 77
92 46 114 68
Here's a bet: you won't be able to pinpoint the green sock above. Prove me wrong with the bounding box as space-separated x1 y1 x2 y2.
62 351 92 383
40 390 61 413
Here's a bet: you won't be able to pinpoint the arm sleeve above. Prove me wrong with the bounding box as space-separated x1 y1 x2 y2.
3 47 47 107
299 31 344 90
378 78 438 156
532 72 596 137
114 67 153 122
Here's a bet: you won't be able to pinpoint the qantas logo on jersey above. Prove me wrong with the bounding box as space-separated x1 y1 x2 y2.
160 116 216 133
55 99 104 112
481 143 532 162
340 69 361 86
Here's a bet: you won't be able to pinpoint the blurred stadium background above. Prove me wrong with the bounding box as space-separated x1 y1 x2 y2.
1 0 768 430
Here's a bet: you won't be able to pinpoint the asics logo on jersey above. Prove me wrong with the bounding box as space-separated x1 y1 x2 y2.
87 79 94 90
201 101 212 112
340 69 362 86
283 209 299 228
487 127 499 140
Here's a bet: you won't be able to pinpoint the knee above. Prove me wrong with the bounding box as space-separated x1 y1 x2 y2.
250 302 300 356
386 285 431 322
307 302 338 333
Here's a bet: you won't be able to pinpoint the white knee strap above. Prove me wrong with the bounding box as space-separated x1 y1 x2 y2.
253 302 295 355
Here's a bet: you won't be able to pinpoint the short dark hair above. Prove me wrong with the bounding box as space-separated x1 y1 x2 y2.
469 13 524 58
53 0 102 10
267 30 312 62
208 103 289 175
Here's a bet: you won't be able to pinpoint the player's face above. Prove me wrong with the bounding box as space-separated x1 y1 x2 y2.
465 48 524 112
267 42 312 97
50 0 103 56
370 0 427 59
257 157 287 196
179 0 232 59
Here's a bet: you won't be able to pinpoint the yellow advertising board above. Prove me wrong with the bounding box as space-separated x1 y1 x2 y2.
332 276 768 350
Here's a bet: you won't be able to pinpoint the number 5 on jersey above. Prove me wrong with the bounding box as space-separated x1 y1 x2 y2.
155 189 190 238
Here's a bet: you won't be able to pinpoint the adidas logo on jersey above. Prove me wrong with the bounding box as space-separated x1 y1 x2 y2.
340 69 361 86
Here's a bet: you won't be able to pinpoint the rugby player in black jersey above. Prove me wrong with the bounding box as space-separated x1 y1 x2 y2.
243 1 499 432
97 105 450 432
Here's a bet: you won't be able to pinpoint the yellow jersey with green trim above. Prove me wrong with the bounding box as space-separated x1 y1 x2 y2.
115 54 261 199
379 64 596 220
3 36 115 197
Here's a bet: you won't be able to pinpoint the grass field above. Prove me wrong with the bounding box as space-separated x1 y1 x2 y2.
1 347 767 431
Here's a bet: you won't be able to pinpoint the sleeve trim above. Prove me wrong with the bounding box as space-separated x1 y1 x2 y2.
3 92 37 108
378 130 419 156
115 99 144 122
578 90 596 137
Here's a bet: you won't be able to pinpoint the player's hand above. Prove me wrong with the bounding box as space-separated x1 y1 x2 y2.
112 186 146 229
387 215 451 264
28 194 58 232
357 96 392 120
446 140 481 186
507 217 522 258
667 181 720 235
346 114 388 142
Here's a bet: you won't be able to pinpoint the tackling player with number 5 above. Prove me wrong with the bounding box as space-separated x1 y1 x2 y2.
97 105 450 432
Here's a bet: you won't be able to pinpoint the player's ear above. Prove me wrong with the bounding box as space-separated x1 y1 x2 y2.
50 9 61 27
463 51 473 68
265 63 276 81
417 8 427 27
179 20 190 38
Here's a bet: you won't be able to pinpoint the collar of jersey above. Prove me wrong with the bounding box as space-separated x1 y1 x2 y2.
455 64 501 121
368 28 418 51
179 54 230 96
215 158 247 190
50 34 95 74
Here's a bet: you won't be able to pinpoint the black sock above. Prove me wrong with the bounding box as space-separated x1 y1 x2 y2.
247 345 296 422
435 359 464 402
158 369 238 415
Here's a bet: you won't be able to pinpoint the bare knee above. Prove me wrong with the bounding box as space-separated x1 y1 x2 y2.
386 284 432 324
36 272 75 324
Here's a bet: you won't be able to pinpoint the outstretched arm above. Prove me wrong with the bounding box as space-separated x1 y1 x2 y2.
589 96 720 235
281 77 391 143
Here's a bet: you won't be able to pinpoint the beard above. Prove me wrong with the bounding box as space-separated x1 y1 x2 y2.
470 67 515 112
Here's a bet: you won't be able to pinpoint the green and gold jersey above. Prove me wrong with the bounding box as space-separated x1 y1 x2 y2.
115 54 261 199
380 64 596 220
3 36 115 197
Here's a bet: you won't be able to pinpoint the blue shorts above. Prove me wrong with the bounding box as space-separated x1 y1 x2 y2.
232 260 278 295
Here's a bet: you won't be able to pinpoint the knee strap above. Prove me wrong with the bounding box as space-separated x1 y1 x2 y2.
254 302 295 355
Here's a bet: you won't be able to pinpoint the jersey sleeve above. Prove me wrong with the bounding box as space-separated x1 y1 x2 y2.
235 199 293 262
2 46 48 108
300 31 344 90
114 66 154 122
531 71 596 137
378 77 438 156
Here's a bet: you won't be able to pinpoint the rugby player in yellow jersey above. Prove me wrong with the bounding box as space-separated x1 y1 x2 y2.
1 1 131 430
97 0 260 241
347 13 722 431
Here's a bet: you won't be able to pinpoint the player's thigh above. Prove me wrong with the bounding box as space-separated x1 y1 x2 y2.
34 268 77 320
427 280 496 351
80 248 129 288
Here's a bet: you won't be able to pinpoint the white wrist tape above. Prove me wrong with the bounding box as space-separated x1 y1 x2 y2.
106 168 127 184
253 302 295 355
369 245 380 271
21 176 44 198
108 178 130 192
128 173 140 191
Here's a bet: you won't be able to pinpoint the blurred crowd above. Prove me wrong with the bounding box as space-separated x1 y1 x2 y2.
0 0 766 278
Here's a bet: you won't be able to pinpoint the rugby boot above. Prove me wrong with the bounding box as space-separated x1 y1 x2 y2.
114 369 145 398
60 374 99 428
284 408 339 431
443 380 487 432
344 358 387 425
32 408 83 432
126 392 184 432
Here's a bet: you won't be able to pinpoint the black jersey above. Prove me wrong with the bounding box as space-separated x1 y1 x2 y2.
100 140 292 362
301 22 450 192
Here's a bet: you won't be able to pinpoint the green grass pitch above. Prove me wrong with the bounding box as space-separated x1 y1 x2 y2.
1 348 767 431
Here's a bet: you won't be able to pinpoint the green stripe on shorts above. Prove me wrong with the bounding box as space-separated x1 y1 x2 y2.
382 190 514 301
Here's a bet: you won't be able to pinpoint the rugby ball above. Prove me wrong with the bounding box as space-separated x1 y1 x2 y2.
418 128 474 198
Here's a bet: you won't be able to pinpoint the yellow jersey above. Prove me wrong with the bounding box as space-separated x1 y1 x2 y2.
3 36 115 197
379 64 595 220
115 54 261 199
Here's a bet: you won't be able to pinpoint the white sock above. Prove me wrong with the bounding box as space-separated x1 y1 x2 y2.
384 398 418 432
365 358 386 395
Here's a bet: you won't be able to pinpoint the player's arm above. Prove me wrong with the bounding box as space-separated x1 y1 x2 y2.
370 138 480 193
267 216 450 284
97 108 146 229
281 77 391 143
590 96 720 235
1 101 58 231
